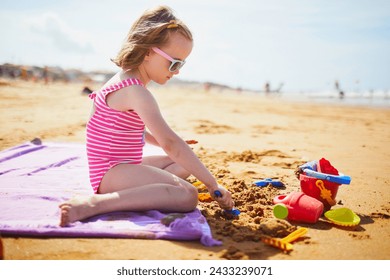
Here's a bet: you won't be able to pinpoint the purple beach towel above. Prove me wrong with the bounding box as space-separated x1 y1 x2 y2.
0 140 221 246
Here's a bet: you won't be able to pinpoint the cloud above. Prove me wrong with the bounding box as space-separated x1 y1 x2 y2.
26 12 93 54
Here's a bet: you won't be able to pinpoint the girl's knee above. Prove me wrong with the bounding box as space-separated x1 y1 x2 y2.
188 185 199 209
180 185 198 211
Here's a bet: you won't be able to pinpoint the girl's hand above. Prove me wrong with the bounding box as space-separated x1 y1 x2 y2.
212 185 234 210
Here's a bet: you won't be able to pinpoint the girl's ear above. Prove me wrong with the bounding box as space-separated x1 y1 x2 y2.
144 50 151 61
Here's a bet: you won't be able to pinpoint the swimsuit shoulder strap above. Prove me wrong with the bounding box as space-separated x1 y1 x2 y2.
89 78 144 100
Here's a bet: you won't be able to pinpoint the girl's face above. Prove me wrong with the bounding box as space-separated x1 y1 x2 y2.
144 33 193 85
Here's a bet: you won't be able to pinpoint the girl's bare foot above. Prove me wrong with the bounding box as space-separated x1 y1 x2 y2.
59 196 97 226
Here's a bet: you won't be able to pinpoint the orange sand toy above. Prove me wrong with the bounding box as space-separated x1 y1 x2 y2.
198 193 213 202
193 180 223 202
261 227 308 252
316 180 336 206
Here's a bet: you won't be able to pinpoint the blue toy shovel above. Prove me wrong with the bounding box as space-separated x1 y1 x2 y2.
253 178 285 188
214 190 240 216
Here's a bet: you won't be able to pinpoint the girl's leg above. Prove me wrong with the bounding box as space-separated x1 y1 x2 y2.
142 155 191 179
59 163 198 226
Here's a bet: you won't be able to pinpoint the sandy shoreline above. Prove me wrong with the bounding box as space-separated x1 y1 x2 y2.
1 79 389 260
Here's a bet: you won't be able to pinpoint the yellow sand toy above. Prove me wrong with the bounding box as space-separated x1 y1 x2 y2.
261 227 308 252
324 207 361 227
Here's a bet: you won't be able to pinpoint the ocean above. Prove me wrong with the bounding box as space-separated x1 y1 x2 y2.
279 90 390 109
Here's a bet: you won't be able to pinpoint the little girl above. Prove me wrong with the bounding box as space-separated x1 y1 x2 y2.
59 6 233 226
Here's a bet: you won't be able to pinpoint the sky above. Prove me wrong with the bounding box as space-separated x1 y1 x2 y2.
1 0 389 92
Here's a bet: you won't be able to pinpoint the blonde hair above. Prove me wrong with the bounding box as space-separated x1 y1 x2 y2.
112 6 193 70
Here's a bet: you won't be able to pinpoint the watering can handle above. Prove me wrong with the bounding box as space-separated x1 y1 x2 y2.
273 194 287 204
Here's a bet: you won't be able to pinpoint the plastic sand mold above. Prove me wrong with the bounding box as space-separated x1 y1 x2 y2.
324 208 360 227
253 178 284 188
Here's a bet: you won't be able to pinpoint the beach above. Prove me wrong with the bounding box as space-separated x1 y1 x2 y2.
1 79 389 260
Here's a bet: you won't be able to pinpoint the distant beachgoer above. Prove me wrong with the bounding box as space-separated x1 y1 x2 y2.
204 82 211 92
81 86 94 95
42 66 49 85
59 5 233 226
335 80 344 99
334 80 339 91
20 66 28 81
264 82 270 95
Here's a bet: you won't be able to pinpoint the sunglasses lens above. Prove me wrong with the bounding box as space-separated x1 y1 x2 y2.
169 62 182 72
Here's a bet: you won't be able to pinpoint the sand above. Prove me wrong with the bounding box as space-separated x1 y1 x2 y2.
0 79 389 260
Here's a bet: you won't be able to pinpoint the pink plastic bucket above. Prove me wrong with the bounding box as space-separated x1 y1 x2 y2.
299 174 340 211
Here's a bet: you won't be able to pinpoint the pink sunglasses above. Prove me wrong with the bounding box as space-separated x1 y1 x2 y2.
152 47 186 72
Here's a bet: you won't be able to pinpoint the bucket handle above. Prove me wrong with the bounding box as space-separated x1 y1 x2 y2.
273 192 304 207
303 169 351 185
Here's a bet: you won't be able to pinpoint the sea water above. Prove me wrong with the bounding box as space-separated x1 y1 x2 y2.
279 90 390 109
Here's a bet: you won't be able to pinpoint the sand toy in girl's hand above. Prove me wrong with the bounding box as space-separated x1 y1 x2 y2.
262 227 308 252
192 181 239 215
253 178 284 188
214 190 240 216
324 208 360 227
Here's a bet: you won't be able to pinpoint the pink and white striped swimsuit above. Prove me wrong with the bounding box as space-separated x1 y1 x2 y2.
86 78 145 193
